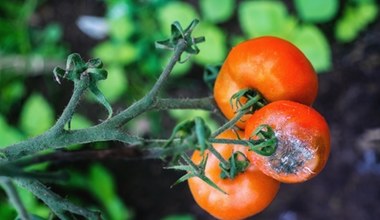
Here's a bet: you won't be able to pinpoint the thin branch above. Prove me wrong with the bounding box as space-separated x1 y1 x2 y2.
15 179 101 220
105 39 188 128
51 76 90 133
211 110 247 138
0 55 64 76
152 97 217 112
0 178 30 220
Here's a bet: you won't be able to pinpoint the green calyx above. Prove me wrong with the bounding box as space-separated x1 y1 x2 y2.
247 124 278 156
230 88 267 114
53 53 113 119
155 19 205 62
219 151 250 179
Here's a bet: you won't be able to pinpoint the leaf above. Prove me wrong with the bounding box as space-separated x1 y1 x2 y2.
200 0 234 23
88 164 133 220
157 1 199 36
294 0 339 23
238 1 294 38
108 16 134 41
17 187 51 218
162 214 195 220
169 110 219 132
66 114 92 130
93 41 138 65
0 115 24 147
290 25 331 72
98 65 128 102
20 94 55 137
335 3 378 43
192 23 227 65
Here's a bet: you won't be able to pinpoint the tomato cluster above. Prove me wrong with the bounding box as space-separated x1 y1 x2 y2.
188 36 331 219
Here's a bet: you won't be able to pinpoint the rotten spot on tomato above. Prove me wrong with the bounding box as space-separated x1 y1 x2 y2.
268 133 315 175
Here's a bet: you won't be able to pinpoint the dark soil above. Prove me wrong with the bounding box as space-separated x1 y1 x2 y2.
33 1 380 219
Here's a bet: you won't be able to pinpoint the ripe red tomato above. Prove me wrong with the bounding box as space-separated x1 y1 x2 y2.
188 130 280 220
244 100 330 183
214 36 318 128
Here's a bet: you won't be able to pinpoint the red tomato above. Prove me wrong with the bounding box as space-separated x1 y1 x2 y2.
244 100 330 183
214 36 318 128
188 130 280 220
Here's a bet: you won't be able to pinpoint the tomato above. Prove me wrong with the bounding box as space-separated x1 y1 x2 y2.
214 36 318 128
244 100 330 183
188 130 280 220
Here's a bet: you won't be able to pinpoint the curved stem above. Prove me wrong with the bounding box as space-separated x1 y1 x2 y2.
51 77 89 133
105 39 188 128
0 178 30 220
209 138 248 146
15 179 101 220
152 97 216 112
211 110 247 138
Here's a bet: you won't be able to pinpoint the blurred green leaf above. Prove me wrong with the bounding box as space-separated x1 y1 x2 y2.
193 23 227 65
238 1 294 38
88 164 133 220
98 65 128 103
169 110 219 132
66 114 92 130
0 80 25 113
162 214 195 220
200 0 235 23
93 42 138 65
0 200 15 220
335 2 378 43
17 187 51 218
157 1 199 35
109 16 135 41
290 25 331 72
19 93 54 137
294 0 339 23
0 115 24 147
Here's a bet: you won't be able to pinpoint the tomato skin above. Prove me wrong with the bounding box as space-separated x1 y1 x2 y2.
214 36 318 128
188 130 280 220
244 100 330 183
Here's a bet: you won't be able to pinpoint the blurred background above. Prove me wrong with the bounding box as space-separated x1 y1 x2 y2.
0 0 379 219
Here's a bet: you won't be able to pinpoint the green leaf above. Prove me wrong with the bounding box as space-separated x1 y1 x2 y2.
290 25 331 72
169 110 219 132
335 3 378 43
19 94 54 137
17 187 50 218
0 115 24 147
200 0 235 23
162 214 195 220
88 164 133 220
192 23 227 65
238 1 295 38
108 16 134 41
294 0 339 23
66 114 92 130
98 65 128 102
93 42 138 65
89 164 115 202
157 2 199 36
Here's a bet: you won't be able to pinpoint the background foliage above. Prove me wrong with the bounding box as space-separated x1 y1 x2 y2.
0 0 379 219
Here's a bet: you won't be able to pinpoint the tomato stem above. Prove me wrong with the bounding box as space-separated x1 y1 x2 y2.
230 88 266 114
211 109 248 138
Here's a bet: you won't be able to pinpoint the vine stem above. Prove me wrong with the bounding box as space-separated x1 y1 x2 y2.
15 179 101 220
211 110 247 138
51 76 90 133
0 178 30 220
209 138 249 146
105 39 188 128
